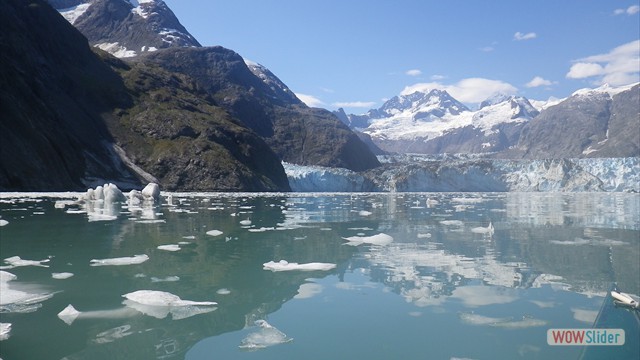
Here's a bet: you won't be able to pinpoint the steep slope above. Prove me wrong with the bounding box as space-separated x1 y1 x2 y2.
136 47 381 171
0 0 135 190
47 0 200 57
0 0 290 191
515 84 639 159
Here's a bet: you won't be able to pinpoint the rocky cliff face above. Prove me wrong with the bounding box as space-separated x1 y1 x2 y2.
0 0 289 192
515 84 639 159
136 47 381 171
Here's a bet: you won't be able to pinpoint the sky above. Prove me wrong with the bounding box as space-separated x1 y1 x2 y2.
164 0 640 114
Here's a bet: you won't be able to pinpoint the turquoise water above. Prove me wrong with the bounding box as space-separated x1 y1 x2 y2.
0 192 638 359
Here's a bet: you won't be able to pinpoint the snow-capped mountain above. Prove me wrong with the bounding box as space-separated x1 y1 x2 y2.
338 89 539 154
48 0 200 58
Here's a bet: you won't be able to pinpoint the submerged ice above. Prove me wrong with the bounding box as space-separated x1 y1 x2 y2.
239 320 293 350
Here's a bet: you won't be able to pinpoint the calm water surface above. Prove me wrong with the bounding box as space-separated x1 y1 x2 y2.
0 192 638 360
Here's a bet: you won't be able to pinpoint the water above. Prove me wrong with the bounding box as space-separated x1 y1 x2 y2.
0 192 638 360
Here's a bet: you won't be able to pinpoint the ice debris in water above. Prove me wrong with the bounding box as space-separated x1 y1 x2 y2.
52 272 74 280
150 276 180 282
342 233 393 246
206 230 223 237
0 219 8 226
0 322 11 341
157 244 181 252
239 320 293 350
89 254 149 266
470 222 494 236
122 290 217 320
216 288 231 295
1 270 54 314
1 256 50 269
263 260 336 272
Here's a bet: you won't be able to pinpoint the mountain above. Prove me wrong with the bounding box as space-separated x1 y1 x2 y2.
48 0 200 57
1 0 289 191
49 0 380 172
513 83 640 159
338 89 538 154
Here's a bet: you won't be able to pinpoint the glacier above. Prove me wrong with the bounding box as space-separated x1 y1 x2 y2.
284 157 639 192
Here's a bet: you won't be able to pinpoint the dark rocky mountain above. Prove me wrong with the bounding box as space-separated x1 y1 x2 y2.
513 84 640 159
0 0 289 191
47 0 200 57
49 0 380 172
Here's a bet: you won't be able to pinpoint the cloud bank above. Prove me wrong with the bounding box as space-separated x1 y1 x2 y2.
295 93 325 108
566 40 640 86
514 32 537 41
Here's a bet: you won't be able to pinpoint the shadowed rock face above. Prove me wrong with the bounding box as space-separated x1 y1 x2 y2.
1 0 290 191
516 85 640 159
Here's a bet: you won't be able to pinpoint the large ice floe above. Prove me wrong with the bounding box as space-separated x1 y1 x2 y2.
342 233 394 246
263 260 336 272
89 254 149 266
239 320 293 350
79 182 162 221
0 271 54 314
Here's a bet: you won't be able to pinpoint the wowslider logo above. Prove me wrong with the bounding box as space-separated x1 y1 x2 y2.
547 329 625 346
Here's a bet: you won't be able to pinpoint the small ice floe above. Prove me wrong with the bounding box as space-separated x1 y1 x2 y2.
150 276 180 283
471 222 494 236
1 270 54 313
0 322 11 341
440 220 464 226
239 320 293 351
216 288 231 295
141 183 160 202
239 219 252 226
358 210 372 216
52 272 74 280
206 230 223 237
94 325 133 344
122 290 217 320
417 233 432 238
263 260 336 272
2 256 50 269
459 312 510 326
0 219 8 226
248 227 275 232
89 254 149 266
342 233 393 246
491 316 547 329
157 244 181 252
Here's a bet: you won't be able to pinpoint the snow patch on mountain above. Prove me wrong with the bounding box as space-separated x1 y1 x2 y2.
571 82 638 98
59 3 91 25
244 59 295 97
129 0 155 18
94 42 137 58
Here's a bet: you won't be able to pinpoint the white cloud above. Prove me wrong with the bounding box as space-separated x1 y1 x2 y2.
295 93 325 107
401 78 518 103
525 76 554 88
614 5 640 15
566 40 640 86
514 32 537 41
480 46 495 52
430 74 446 80
406 69 422 76
332 101 377 108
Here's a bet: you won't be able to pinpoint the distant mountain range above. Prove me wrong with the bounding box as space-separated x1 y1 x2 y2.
336 83 639 158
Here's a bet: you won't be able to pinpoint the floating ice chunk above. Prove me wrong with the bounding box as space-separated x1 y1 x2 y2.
1 271 54 313
150 276 180 282
490 317 547 329
216 288 231 295
549 239 590 246
52 272 74 280
88 213 118 222
471 222 494 236
58 304 81 325
440 220 464 226
239 320 293 350
94 325 133 344
358 210 372 216
141 183 160 201
2 256 50 268
122 290 217 320
0 322 11 341
89 254 149 266
0 219 8 226
248 227 275 232
417 233 432 238
263 260 336 272
239 219 252 226
157 244 181 252
342 233 393 246
206 230 223 237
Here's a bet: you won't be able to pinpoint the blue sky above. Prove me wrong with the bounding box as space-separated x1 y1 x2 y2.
164 0 639 114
